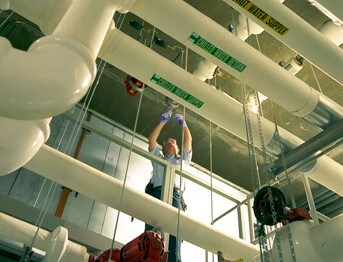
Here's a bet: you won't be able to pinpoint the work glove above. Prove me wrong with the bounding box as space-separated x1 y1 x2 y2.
173 114 187 128
161 110 172 123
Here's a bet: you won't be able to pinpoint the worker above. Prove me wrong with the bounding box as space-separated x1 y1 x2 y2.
145 110 192 262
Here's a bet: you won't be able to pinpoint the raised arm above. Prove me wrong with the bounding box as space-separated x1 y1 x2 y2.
173 114 192 153
148 111 172 151
183 126 192 153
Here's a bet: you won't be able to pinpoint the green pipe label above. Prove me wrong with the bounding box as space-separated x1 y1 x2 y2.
150 74 204 108
188 32 246 72
231 0 289 35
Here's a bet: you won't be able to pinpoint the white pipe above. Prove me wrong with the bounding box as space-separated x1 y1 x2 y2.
99 28 343 195
130 0 328 117
0 117 51 175
40 0 73 35
24 145 260 261
100 29 276 149
235 13 264 40
220 0 343 85
0 33 95 121
0 212 49 251
0 0 124 120
310 214 343 261
192 59 217 82
5 0 342 126
309 0 343 24
271 216 343 261
320 20 343 46
52 0 117 60
0 212 89 262
192 14 263 81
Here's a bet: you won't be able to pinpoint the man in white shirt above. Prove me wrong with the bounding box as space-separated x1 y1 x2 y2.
145 110 192 262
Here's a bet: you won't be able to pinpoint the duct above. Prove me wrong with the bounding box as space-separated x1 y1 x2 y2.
308 0 343 24
0 117 51 175
24 145 260 261
303 94 343 130
264 126 319 174
99 28 343 195
220 0 343 85
0 212 89 262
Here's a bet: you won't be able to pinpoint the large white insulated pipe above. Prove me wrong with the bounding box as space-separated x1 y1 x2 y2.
220 0 343 85
4 0 342 129
0 0 124 120
24 145 260 261
0 117 51 175
0 35 95 119
99 28 343 195
192 13 264 81
320 20 343 46
310 0 343 24
271 215 343 261
0 212 49 250
0 212 89 262
129 0 343 120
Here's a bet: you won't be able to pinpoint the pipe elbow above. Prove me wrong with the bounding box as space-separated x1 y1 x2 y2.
0 116 51 175
0 35 96 120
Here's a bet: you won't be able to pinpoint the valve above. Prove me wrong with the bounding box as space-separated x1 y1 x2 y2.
91 230 167 262
124 75 144 97
253 186 289 226
165 96 179 111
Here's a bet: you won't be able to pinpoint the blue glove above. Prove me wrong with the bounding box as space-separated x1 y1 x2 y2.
161 110 172 123
173 114 187 128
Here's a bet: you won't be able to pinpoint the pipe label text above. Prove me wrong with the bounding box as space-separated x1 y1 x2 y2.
188 32 246 72
231 0 289 36
150 74 204 108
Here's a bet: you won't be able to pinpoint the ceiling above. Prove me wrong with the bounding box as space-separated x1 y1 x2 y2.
0 0 342 205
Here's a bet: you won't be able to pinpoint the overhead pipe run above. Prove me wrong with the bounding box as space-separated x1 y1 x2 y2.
319 20 343 46
129 0 343 131
0 117 51 175
0 0 135 175
0 212 89 262
0 35 95 119
220 0 343 85
99 28 343 195
192 13 264 81
193 0 286 82
24 145 260 261
8 0 339 125
0 0 121 119
308 0 343 24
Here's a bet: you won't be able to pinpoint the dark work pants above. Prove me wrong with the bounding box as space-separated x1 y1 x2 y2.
145 186 182 262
